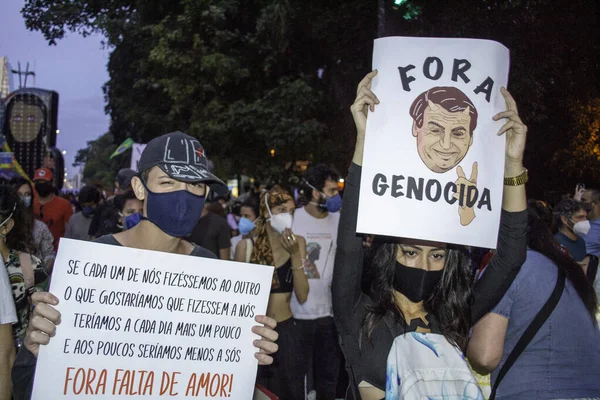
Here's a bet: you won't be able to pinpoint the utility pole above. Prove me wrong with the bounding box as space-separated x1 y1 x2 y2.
378 0 386 38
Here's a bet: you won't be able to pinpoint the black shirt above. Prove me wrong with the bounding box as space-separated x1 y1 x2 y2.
188 211 231 257
94 234 216 258
332 163 528 397
11 235 216 400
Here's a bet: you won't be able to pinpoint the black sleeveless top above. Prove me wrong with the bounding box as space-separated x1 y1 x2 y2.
270 259 294 294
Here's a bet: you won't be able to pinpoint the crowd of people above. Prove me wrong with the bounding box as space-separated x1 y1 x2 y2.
0 72 599 400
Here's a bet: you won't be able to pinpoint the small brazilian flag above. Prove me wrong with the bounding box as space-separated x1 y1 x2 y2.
109 138 135 159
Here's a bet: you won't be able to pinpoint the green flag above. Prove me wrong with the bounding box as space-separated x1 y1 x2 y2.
109 138 135 159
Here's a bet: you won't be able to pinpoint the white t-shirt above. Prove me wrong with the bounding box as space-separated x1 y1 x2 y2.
0 258 17 325
291 207 340 319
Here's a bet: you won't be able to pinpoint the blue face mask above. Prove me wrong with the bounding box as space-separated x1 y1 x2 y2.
21 196 32 208
82 206 96 218
238 217 256 235
324 194 342 213
124 212 143 230
142 183 205 237
306 180 342 213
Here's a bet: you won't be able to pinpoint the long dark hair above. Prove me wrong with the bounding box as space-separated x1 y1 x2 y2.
528 201 598 323
364 240 473 350
10 178 36 229
241 194 260 220
0 185 35 253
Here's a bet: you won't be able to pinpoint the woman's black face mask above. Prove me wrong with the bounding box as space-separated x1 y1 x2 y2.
392 261 443 303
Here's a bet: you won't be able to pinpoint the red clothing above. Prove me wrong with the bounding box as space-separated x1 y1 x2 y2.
34 196 73 251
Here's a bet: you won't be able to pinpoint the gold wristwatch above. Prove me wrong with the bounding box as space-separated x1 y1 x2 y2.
504 168 528 186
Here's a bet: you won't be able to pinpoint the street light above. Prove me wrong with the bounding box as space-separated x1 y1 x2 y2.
62 150 67 155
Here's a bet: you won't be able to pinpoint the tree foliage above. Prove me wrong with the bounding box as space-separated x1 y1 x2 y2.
73 132 128 189
24 0 599 196
553 99 600 183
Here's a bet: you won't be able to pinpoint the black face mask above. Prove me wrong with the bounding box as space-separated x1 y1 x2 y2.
393 261 443 303
35 182 54 197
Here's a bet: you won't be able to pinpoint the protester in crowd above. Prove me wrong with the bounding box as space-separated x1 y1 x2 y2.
189 198 232 260
64 186 101 241
229 200 243 241
88 202 121 239
231 194 260 259
92 183 107 202
227 209 240 238
237 187 309 400
61 192 78 213
87 190 144 239
32 168 73 251
581 188 600 256
116 190 144 230
86 170 134 237
292 164 342 400
115 168 136 195
332 71 527 400
238 182 256 201
468 201 600 399
12 178 55 272
11 132 279 399
0 186 49 348
0 257 17 399
216 195 229 213
552 198 589 261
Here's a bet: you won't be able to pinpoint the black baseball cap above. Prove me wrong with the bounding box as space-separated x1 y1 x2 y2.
137 131 229 196
116 168 136 191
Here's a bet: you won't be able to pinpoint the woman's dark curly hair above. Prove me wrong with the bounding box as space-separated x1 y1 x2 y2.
364 239 473 351
0 184 35 253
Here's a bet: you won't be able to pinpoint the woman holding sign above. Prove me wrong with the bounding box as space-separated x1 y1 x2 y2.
332 71 528 400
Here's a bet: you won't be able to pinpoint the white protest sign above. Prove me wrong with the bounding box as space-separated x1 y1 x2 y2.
358 37 510 248
130 144 147 171
32 239 273 399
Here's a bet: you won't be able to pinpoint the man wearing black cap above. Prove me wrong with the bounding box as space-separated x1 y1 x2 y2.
12 132 279 399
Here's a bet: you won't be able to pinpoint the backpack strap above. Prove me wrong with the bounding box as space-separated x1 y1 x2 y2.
18 252 35 291
585 255 598 283
245 238 253 263
489 269 565 400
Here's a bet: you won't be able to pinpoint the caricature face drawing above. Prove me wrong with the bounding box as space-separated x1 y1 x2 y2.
409 87 478 173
